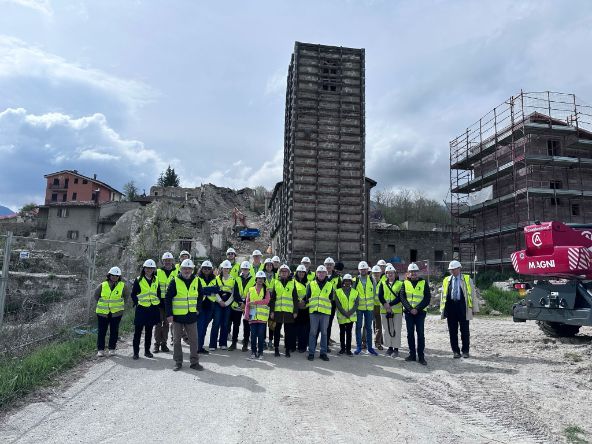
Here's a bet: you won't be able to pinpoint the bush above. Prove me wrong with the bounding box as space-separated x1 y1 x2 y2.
475 270 518 288
480 287 520 316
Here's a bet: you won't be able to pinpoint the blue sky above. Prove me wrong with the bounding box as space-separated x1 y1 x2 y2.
1 0 592 210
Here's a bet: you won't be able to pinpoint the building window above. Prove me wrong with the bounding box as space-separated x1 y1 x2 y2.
74 178 79 184
372 243 381 254
547 140 561 156
410 249 418 262
51 193 58 202
91 192 97 201
387 244 396 255
53 178 59 186
154 191 158 196
435 250 444 262
62 193 67 202
67 230 79 240
572 204 580 216
72 192 77 201
179 240 192 253
551 198 561 206
549 180 562 189
57 208 69 218
82 179 88 184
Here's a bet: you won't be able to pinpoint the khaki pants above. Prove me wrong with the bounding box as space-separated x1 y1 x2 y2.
173 322 199 365
373 306 383 346
154 306 169 346
381 313 402 348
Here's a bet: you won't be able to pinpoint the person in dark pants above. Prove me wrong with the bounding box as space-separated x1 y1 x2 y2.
94 266 129 357
270 264 299 357
196 260 219 354
399 263 431 366
293 265 310 353
335 274 359 356
318 257 342 351
244 271 271 360
441 260 479 358
130 259 161 360
228 261 254 351
154 252 175 353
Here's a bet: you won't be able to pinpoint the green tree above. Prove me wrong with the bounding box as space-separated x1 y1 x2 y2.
123 181 139 201
157 165 181 187
19 203 37 214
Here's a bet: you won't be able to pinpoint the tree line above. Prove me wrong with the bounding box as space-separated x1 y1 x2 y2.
372 188 450 226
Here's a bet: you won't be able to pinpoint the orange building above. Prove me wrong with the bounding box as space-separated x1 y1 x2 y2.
43 170 123 205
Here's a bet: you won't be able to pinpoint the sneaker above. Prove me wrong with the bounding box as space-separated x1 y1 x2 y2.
257 354 264 360
362 344 367 350
405 355 416 362
241 343 248 352
153 344 160 354
161 344 170 353
298 349 306 353
133 354 139 360
285 350 291 358
346 350 353 356
274 348 280 357
220 345 227 350
108 349 116 357
354 348 362 356
392 349 399 358
326 348 332 354
418 358 427 366
228 342 237 351
386 347 394 357
208 347 216 351
329 339 337 346
338 349 345 355
453 352 461 359
190 363 204 371
462 352 470 358
368 348 378 356
173 363 182 371
144 351 154 358
320 354 330 362
248 353 256 360
198 348 209 354
307 354 314 361
97 350 106 357
377 344 384 351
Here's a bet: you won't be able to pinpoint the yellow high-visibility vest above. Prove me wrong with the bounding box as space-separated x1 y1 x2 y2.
96 281 125 315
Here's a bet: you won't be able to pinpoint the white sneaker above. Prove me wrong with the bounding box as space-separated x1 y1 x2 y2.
97 350 105 357
108 349 116 356
208 347 216 351
248 353 256 360
257 354 264 360
220 346 227 350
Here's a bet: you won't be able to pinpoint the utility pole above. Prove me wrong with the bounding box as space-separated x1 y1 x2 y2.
0 231 14 329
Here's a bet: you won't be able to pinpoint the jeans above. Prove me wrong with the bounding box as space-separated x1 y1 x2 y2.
309 312 330 355
97 314 122 350
356 310 374 349
197 304 214 350
133 324 153 355
250 322 266 355
209 304 231 348
405 311 426 359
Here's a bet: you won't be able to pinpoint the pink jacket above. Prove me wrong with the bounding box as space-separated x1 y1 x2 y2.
244 287 270 324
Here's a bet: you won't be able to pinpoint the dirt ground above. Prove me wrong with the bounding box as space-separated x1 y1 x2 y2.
1 316 591 444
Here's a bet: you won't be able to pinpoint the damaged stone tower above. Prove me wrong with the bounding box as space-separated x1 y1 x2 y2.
269 42 375 269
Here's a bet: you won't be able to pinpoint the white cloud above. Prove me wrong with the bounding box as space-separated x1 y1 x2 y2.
1 0 53 16
265 70 286 96
0 107 170 208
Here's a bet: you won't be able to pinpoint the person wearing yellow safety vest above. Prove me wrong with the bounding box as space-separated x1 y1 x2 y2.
304 265 335 362
323 257 341 351
354 261 378 356
271 256 281 278
442 260 479 359
301 256 315 282
154 252 175 353
229 261 255 351
371 264 384 351
175 250 191 273
293 265 310 353
377 264 403 358
269 264 299 358
196 260 220 354
226 247 241 279
165 259 204 371
335 274 359 356
244 271 271 360
400 263 431 366
263 258 276 349
94 266 129 357
130 259 161 360
209 260 235 350
249 249 265 276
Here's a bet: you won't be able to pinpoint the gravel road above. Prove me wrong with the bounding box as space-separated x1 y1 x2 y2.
1 316 591 444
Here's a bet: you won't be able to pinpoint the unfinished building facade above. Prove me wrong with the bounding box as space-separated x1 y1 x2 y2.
269 42 374 269
450 91 592 269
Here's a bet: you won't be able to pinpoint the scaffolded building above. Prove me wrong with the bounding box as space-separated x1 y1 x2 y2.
450 91 592 269
269 42 375 269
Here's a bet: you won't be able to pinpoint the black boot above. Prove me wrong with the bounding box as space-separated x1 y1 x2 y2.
161 343 170 353
274 347 280 357
285 350 291 358
153 343 160 354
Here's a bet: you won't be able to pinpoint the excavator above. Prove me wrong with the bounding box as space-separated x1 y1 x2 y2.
511 221 592 337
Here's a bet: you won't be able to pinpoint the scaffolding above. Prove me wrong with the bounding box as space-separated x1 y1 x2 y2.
450 91 592 269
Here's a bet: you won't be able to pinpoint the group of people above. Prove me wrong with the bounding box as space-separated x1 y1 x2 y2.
94 248 479 371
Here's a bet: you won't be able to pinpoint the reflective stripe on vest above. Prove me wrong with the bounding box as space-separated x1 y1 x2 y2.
157 268 175 297
380 280 402 314
307 280 333 315
294 280 307 301
137 276 160 307
172 276 199 316
335 288 358 324
404 279 427 311
273 280 295 313
96 281 125 315
248 286 270 322
355 276 375 311
200 276 219 302
441 274 472 313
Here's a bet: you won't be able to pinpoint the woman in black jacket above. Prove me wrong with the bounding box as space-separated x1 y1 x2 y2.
131 259 161 360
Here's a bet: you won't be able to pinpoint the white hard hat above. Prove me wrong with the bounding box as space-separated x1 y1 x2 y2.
385 264 396 272
296 264 307 272
226 247 236 255
408 263 420 272
180 259 194 268
201 260 213 268
316 265 327 273
272 256 281 262
387 263 393 268
179 250 190 258
161 252 174 260
255 271 266 279
301 256 311 264
252 249 262 256
264 258 273 264
220 260 232 269
108 266 121 276
342 274 353 281
324 257 335 265
279 264 290 271
448 260 462 270
377 259 387 266
358 261 369 270
143 259 157 268
240 261 251 269
371 265 381 273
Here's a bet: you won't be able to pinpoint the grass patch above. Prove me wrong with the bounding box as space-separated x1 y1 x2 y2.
565 425 588 443
480 287 520 316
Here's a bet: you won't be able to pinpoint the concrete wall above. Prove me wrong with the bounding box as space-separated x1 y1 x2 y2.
45 205 99 242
